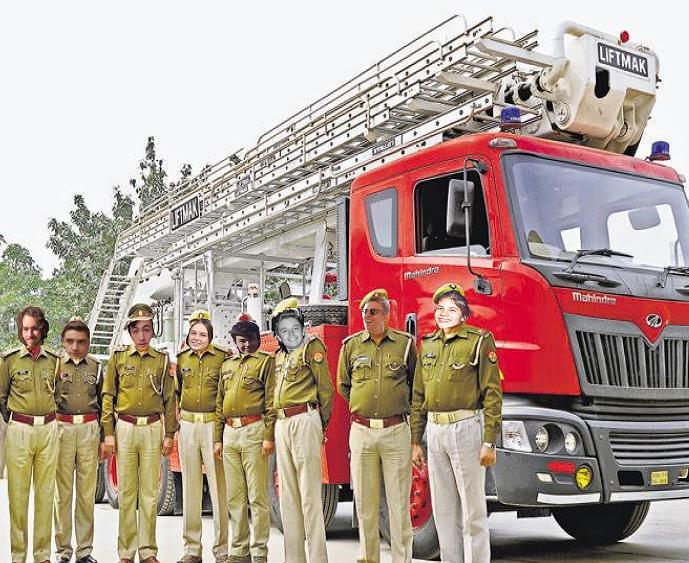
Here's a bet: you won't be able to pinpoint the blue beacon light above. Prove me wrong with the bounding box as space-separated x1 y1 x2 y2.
649 141 670 161
499 106 523 131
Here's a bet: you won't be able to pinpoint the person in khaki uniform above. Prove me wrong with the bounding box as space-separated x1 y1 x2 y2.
0 306 59 563
337 288 416 563
101 303 178 563
272 297 334 563
411 283 502 563
175 310 229 563
213 314 276 563
54 318 103 563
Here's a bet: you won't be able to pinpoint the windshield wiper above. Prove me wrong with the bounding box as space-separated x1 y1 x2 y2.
559 248 634 274
552 270 622 287
657 266 689 288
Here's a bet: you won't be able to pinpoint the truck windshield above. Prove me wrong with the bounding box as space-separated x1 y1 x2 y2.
503 153 689 270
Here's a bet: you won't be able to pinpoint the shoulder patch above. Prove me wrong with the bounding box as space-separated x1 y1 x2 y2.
487 350 498 364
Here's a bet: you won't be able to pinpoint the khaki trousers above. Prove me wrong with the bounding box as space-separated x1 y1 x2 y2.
5 419 59 563
349 421 413 563
115 418 162 561
179 419 229 559
222 420 270 561
275 408 328 563
54 419 100 560
427 416 489 563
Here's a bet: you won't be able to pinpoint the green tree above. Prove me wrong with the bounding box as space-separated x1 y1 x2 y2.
45 187 134 340
129 136 169 209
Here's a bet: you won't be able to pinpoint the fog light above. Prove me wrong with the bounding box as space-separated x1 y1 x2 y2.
535 426 550 453
576 465 593 491
564 432 578 454
537 472 553 483
501 420 532 452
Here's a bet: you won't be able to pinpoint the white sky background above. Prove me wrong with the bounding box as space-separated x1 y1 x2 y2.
0 0 686 275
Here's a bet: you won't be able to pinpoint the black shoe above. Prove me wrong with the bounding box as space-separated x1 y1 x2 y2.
58 558 71 563
75 556 98 563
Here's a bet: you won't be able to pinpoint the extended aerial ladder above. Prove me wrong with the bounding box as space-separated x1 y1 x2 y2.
88 15 658 358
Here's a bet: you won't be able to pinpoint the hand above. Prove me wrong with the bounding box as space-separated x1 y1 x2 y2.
213 442 223 461
161 437 174 457
261 440 275 457
479 444 497 467
412 444 426 468
99 442 108 460
103 435 116 457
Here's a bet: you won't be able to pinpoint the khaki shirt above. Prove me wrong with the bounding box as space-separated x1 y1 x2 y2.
101 344 178 438
55 353 103 415
176 344 227 413
274 336 334 430
337 328 416 419
410 325 503 444
0 346 59 421
215 351 276 442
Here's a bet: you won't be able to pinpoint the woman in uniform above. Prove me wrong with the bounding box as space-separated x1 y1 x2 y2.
175 310 229 563
410 283 502 563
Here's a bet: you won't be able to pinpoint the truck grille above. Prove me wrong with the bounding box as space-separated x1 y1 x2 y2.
575 331 689 389
609 431 689 466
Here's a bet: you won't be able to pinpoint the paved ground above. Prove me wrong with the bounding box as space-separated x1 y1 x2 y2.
0 480 687 562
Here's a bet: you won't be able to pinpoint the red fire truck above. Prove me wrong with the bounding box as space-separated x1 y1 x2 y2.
90 16 689 559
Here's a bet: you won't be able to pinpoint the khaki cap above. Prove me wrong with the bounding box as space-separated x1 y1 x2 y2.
273 297 300 317
188 309 211 322
432 282 465 303
359 288 389 310
126 303 154 327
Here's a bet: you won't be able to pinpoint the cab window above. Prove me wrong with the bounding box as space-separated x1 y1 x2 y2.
414 170 490 256
365 188 398 257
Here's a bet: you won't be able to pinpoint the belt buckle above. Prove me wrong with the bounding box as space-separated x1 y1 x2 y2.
193 413 205 424
136 416 148 426
73 414 85 424
34 415 45 426
369 418 385 429
231 417 243 428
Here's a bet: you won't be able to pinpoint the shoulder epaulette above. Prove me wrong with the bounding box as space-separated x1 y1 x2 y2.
1 346 22 358
176 347 192 358
422 331 436 340
86 354 102 366
44 347 60 358
257 350 272 358
392 328 415 341
341 330 365 344
212 343 232 355
112 344 129 353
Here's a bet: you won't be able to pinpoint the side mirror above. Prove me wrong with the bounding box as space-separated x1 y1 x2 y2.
628 206 661 230
446 178 475 238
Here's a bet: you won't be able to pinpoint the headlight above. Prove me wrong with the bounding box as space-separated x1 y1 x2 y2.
534 426 550 453
501 420 532 452
564 432 578 454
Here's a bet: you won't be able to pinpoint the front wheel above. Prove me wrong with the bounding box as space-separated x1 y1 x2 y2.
553 501 650 544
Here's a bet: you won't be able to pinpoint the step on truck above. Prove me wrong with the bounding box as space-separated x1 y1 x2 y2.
89 15 689 558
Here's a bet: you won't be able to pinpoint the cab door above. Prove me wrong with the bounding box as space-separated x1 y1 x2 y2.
348 174 406 332
400 155 505 340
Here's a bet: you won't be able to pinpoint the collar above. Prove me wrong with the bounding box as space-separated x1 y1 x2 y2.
193 345 216 358
361 328 396 343
19 345 47 359
430 325 469 341
63 354 88 365
127 344 158 358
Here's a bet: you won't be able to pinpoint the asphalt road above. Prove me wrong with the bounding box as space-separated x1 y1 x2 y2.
0 480 686 562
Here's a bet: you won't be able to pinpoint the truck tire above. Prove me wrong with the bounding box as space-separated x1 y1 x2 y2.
302 304 348 326
105 454 119 509
95 459 107 503
379 457 440 560
157 456 176 516
268 454 340 532
553 501 650 544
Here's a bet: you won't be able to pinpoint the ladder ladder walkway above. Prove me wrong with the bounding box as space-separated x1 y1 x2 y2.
116 16 541 269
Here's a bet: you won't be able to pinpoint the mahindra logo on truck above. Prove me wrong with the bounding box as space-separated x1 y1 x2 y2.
572 291 617 305
645 314 663 328
597 43 649 78
404 266 440 280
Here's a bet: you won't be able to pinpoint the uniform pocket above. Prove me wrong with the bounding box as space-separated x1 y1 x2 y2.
242 376 263 390
386 356 406 380
421 357 437 382
352 357 372 382
449 362 470 381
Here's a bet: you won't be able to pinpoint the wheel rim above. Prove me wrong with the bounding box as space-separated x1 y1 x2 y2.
410 464 433 529
108 454 118 493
